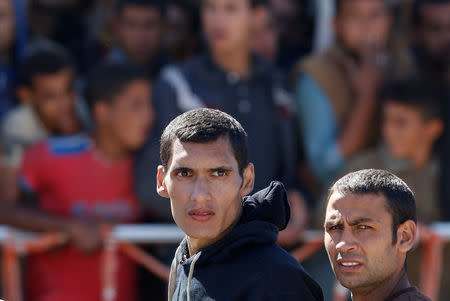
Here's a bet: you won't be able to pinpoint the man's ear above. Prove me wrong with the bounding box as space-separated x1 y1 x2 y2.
426 119 444 142
156 165 169 198
396 220 417 253
240 163 255 197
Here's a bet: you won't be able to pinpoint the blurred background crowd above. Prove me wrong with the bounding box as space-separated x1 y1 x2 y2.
0 0 449 300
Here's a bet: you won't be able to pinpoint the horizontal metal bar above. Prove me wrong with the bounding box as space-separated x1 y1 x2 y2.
431 222 450 240
0 222 448 245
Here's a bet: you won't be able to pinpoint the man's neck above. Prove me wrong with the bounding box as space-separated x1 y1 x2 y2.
186 237 208 257
94 131 129 161
130 52 157 70
352 268 410 301
210 47 251 78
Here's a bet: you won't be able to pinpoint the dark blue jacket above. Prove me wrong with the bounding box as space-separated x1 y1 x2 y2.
136 53 297 221
168 182 323 301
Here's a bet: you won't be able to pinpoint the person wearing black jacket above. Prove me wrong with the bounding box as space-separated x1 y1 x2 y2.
156 108 323 301
136 1 306 249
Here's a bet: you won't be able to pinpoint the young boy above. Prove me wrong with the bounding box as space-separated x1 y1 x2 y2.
1 47 82 202
0 63 154 301
345 78 450 300
346 78 443 223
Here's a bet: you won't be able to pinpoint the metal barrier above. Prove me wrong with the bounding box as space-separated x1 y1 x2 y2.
0 223 449 301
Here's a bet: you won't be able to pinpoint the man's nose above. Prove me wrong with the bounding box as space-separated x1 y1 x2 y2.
335 228 358 253
190 176 212 203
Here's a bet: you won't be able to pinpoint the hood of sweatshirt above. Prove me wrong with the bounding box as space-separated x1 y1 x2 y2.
168 181 325 301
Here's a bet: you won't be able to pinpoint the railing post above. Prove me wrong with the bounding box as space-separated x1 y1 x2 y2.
2 232 23 301
420 232 444 301
102 227 118 301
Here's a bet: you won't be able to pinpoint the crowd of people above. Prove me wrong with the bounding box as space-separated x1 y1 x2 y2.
0 0 448 300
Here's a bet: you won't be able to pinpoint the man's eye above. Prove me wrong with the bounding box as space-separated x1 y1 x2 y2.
327 225 341 231
213 170 227 177
358 225 371 230
177 170 191 177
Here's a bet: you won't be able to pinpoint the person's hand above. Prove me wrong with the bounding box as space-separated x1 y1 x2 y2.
64 221 103 253
344 42 388 100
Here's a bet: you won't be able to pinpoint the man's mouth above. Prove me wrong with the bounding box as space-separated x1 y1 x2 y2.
188 209 215 221
340 262 360 267
337 259 363 271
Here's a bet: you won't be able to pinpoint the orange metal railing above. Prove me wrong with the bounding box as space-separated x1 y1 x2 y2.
0 224 448 301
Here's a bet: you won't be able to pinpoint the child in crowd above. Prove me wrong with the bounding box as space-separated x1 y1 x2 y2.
346 78 443 223
1 47 82 202
346 78 450 301
0 63 154 301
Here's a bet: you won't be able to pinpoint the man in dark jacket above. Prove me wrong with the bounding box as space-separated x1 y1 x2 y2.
136 0 303 236
156 108 323 301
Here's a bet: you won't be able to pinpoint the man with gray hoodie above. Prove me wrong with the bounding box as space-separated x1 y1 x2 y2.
156 108 323 301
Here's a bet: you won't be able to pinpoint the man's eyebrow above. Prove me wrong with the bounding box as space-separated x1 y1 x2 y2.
324 217 376 228
171 166 193 173
208 166 233 172
324 219 342 228
347 217 376 226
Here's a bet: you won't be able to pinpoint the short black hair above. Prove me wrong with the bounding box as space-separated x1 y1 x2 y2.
335 0 392 15
18 47 74 88
84 63 150 111
381 78 443 121
160 108 249 174
412 0 450 26
115 0 165 16
328 169 417 244
251 0 269 7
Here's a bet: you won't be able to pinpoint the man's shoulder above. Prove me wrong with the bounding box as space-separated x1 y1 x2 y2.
245 243 309 276
26 134 92 160
157 55 208 93
2 104 44 138
293 48 335 78
163 55 205 77
346 146 386 173
229 244 323 300
45 134 92 156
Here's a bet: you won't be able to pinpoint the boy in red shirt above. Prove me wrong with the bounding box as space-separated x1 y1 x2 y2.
1 63 154 301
